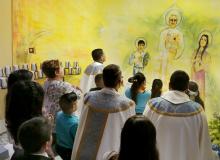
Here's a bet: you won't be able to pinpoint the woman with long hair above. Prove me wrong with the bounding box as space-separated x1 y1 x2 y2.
187 81 204 109
125 72 151 114
191 34 211 100
151 79 163 98
105 115 159 160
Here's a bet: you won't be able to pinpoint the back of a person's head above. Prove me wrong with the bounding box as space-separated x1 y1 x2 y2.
95 73 103 87
92 49 104 62
188 81 198 92
128 72 146 103
118 115 159 160
5 81 44 144
7 69 33 89
103 64 121 88
59 91 78 113
188 81 204 109
42 59 60 78
151 79 163 98
169 70 189 91
18 117 51 154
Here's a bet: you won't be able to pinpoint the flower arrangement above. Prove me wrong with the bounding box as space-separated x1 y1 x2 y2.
209 112 220 156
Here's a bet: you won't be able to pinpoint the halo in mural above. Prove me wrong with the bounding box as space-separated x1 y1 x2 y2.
135 37 147 48
165 8 182 27
198 30 213 46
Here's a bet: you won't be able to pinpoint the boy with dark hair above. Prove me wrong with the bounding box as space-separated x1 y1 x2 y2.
17 117 53 160
89 73 104 91
129 39 150 75
92 48 105 62
56 91 79 160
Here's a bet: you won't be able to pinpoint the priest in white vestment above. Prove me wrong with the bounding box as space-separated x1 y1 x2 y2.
144 70 217 160
77 49 105 115
71 64 135 160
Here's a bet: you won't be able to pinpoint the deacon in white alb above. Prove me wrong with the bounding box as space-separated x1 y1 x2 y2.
144 70 218 160
71 64 135 160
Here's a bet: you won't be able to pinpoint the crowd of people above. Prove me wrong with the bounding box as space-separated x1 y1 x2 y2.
4 48 219 160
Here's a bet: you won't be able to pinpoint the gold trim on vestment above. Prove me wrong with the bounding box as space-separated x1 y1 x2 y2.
87 101 135 113
75 107 108 160
148 103 203 117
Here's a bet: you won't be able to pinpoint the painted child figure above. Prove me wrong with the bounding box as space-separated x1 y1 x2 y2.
129 39 150 75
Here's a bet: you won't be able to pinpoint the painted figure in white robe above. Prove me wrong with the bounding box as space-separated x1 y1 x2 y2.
144 70 217 160
129 39 150 75
78 49 105 115
159 9 184 81
191 33 211 101
71 64 135 160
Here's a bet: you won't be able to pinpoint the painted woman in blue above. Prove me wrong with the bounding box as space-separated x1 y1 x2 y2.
125 72 151 114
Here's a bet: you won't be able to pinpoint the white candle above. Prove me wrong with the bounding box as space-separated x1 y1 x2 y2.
5 66 11 77
38 70 43 78
0 68 3 77
31 63 37 71
13 65 19 71
0 77 7 89
22 64 29 70
65 61 70 68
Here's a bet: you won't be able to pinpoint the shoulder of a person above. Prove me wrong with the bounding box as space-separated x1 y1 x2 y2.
120 95 135 107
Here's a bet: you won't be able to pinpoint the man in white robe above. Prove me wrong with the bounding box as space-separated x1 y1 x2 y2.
71 64 135 160
77 48 105 115
80 48 105 94
144 70 217 160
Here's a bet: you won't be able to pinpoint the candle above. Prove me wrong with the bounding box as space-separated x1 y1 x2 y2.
65 61 70 68
69 67 73 75
38 70 43 78
0 68 3 77
0 77 7 89
5 66 11 77
22 64 29 70
73 61 79 68
31 63 37 71
13 65 19 71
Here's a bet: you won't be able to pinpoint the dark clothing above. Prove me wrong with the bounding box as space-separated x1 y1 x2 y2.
10 146 24 160
89 87 102 92
15 154 53 160
56 144 72 160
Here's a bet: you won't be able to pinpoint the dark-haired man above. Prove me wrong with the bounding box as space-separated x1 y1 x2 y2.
144 70 216 160
72 64 135 160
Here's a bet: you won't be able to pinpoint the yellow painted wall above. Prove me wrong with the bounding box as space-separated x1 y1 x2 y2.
12 0 220 119
0 0 12 119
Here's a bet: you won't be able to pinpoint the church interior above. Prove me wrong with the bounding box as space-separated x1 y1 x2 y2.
0 0 220 159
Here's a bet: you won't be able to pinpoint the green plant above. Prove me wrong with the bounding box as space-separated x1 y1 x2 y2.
209 112 220 146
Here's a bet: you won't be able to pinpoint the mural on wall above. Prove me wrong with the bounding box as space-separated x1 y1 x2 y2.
12 0 220 118
159 7 184 82
128 38 150 75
